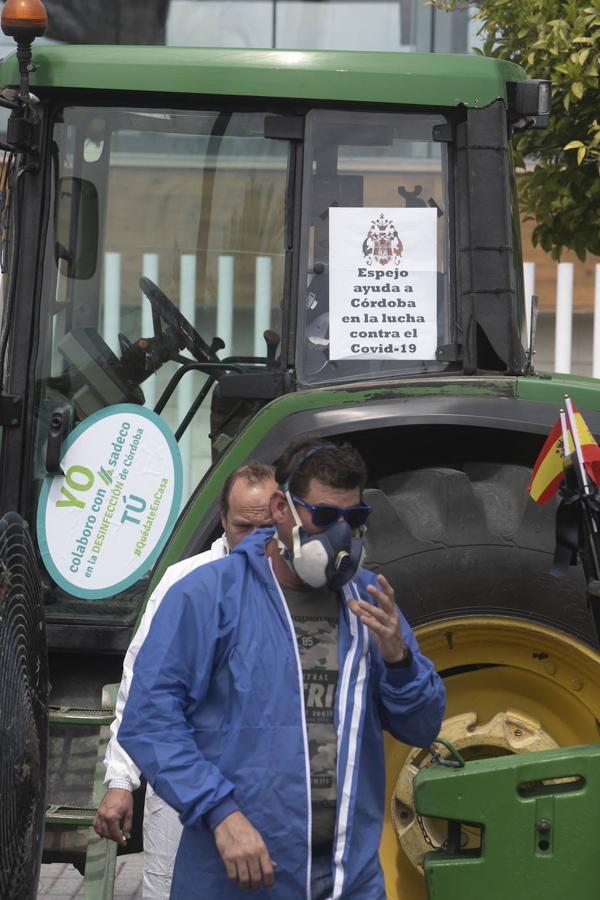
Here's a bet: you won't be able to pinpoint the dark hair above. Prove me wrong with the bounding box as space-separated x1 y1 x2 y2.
275 440 367 498
220 462 276 516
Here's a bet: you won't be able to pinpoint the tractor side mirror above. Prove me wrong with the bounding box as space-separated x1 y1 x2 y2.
54 176 99 280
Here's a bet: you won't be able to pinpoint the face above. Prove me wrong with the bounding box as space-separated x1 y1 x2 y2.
271 477 361 550
221 477 277 549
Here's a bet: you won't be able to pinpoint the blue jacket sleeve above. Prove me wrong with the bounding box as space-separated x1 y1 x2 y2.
118 569 239 830
375 610 446 748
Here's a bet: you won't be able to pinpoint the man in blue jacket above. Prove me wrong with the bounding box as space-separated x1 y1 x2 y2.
120 440 445 899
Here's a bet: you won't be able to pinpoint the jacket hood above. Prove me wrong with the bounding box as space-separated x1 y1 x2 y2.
230 526 276 583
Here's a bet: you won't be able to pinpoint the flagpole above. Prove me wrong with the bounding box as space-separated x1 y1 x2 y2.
560 408 571 459
551 398 600 642
565 395 591 492
565 398 600 606
564 393 600 534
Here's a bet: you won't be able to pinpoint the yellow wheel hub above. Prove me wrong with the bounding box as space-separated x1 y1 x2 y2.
392 709 558 870
379 616 600 900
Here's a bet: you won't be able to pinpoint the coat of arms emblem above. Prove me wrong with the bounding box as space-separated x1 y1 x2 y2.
362 213 403 266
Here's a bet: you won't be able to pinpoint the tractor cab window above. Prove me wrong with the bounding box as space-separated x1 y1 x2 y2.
31 105 288 621
35 106 288 505
298 108 452 384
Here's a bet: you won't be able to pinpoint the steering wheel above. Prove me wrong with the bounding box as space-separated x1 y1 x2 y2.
139 276 219 363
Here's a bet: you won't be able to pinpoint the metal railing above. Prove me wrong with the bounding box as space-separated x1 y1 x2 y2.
524 261 600 377
102 251 275 505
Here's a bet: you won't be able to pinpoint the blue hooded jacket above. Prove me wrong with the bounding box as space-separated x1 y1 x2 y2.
119 528 445 899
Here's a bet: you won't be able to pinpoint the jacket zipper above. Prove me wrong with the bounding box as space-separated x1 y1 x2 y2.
268 559 313 900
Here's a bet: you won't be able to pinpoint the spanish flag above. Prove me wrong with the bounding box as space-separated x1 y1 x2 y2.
528 417 566 504
529 402 600 504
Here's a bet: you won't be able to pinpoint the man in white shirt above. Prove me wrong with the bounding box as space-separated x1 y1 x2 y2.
92 462 276 899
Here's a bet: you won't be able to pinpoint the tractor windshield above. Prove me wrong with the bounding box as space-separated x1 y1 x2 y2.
298 108 452 384
34 105 289 509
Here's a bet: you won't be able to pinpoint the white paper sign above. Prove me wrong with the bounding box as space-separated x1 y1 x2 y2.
36 404 182 600
329 207 438 360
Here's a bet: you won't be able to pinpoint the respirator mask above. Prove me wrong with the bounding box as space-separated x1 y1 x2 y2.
276 444 371 590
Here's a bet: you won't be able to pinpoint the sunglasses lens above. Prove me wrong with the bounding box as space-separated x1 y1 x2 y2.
312 506 340 527
310 504 371 528
346 506 371 528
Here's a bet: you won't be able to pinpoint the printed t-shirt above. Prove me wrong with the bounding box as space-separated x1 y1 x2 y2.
282 583 340 847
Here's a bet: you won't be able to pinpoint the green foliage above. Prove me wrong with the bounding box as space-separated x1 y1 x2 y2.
435 0 600 259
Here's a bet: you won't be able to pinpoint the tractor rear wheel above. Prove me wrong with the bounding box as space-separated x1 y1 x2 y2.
379 616 600 899
363 464 600 899
0 513 48 900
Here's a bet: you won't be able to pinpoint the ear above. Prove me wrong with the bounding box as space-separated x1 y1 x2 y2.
271 489 289 525
220 511 227 531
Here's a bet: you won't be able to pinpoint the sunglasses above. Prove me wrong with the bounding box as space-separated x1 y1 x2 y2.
291 494 372 529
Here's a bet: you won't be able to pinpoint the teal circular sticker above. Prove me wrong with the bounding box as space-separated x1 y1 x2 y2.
36 404 183 600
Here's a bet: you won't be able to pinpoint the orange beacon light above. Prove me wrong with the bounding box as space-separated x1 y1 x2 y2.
1 0 48 102
1 0 48 39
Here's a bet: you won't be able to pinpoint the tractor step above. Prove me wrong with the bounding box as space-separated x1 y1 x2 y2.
49 705 115 726
46 804 97 826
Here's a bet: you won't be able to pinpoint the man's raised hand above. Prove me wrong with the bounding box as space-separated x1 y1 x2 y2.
347 574 408 664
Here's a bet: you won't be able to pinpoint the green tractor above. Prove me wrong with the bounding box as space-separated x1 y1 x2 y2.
0 2 598 898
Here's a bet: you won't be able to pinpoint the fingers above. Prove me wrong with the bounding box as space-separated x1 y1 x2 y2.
354 599 389 625
92 809 111 841
349 593 397 632
92 812 105 839
236 855 273 891
348 599 385 634
92 797 111 838
107 814 128 844
366 574 395 610
348 589 406 663
247 854 263 890
377 572 394 595
358 610 387 634
236 859 251 890
123 803 134 837
223 856 237 882
260 849 275 890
